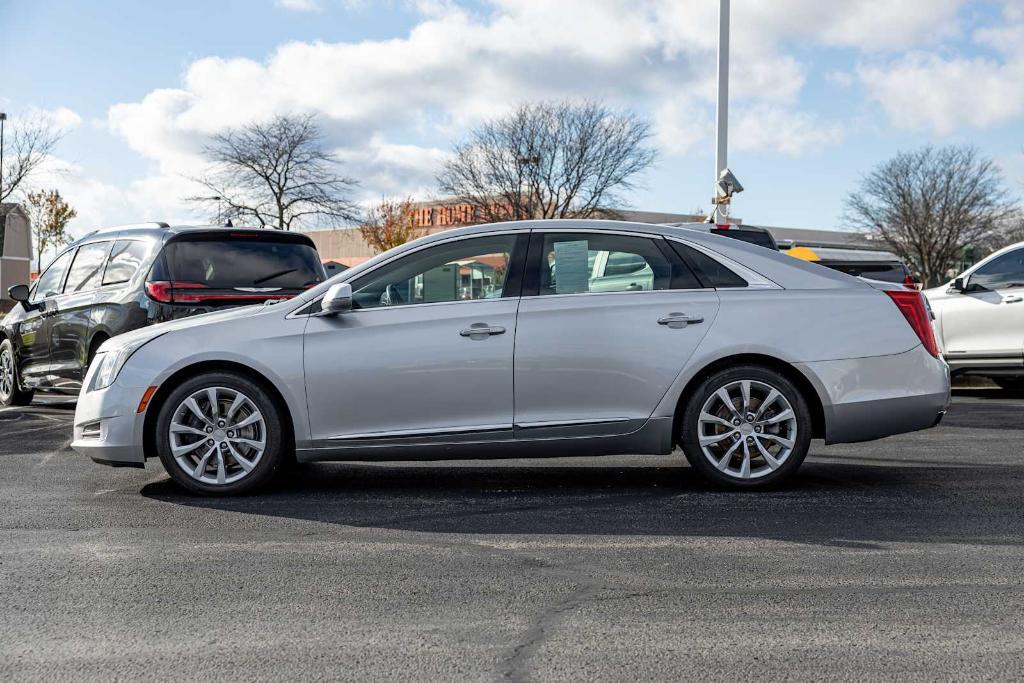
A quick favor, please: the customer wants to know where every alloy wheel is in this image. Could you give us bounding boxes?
[0,347,15,401]
[696,379,798,480]
[168,386,267,486]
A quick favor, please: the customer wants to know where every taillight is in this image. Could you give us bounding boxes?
[145,281,207,303]
[884,289,939,358]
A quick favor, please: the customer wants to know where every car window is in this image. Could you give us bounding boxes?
[669,242,748,288]
[103,240,149,286]
[155,236,325,290]
[351,234,518,309]
[31,250,74,302]
[64,242,112,294]
[535,233,682,295]
[970,249,1024,290]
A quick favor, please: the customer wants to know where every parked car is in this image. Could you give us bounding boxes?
[925,241,1024,389]
[661,222,778,250]
[784,246,918,288]
[0,223,325,406]
[69,220,949,494]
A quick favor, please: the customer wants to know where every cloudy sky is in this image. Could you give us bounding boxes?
[3,0,1024,239]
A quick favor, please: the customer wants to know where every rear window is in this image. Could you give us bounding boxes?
[825,262,910,284]
[153,235,325,290]
[710,228,777,250]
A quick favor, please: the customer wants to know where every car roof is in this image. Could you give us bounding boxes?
[68,223,316,248]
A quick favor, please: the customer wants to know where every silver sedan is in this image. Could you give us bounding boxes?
[72,220,950,494]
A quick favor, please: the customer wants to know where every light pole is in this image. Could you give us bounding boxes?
[0,112,7,203]
[709,0,743,223]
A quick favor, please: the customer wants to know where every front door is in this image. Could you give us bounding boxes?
[513,231,720,438]
[942,247,1024,362]
[17,249,74,387]
[303,233,527,445]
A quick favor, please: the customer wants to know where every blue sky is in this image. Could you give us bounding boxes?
[2,0,1023,237]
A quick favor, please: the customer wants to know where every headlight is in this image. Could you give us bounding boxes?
[87,334,164,392]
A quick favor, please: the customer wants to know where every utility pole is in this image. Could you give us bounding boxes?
[0,112,7,203]
[710,0,739,224]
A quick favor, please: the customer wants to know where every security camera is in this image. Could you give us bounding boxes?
[716,168,744,198]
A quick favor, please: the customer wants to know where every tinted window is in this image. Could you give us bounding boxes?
[826,262,910,284]
[32,250,74,301]
[710,228,777,250]
[536,233,696,295]
[351,235,517,309]
[64,242,112,294]
[670,242,748,288]
[158,237,325,290]
[970,249,1024,290]
[103,240,149,286]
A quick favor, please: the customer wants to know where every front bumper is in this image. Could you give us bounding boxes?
[798,345,951,445]
[71,380,149,468]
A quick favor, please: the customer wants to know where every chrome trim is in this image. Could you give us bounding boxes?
[328,423,513,441]
[514,417,631,429]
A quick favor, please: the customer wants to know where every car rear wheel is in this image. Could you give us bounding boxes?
[0,339,34,407]
[155,372,285,495]
[680,365,812,489]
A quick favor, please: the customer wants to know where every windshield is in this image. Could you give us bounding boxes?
[157,236,325,289]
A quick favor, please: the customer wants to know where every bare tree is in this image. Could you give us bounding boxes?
[24,189,76,272]
[187,114,359,230]
[1,113,64,203]
[359,197,421,254]
[437,101,656,222]
[844,146,1017,287]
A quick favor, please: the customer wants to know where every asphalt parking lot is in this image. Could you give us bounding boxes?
[2,391,1023,681]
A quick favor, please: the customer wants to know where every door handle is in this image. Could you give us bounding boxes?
[1003,296,1023,304]
[459,323,506,339]
[658,313,703,329]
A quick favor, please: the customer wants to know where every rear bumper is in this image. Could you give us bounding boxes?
[797,345,951,445]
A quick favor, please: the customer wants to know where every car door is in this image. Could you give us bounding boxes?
[940,246,1024,361]
[17,250,74,387]
[49,241,111,389]
[302,232,527,445]
[513,230,720,439]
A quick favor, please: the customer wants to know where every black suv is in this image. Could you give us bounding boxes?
[0,223,325,406]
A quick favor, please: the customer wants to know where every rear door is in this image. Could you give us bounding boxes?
[513,230,719,439]
[50,241,112,389]
[149,232,326,316]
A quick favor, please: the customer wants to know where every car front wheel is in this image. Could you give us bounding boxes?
[680,365,812,489]
[155,372,285,495]
[0,339,34,407]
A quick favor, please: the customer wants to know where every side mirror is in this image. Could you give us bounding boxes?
[951,277,965,292]
[8,284,30,303]
[320,282,353,315]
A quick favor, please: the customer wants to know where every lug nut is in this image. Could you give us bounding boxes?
[746,437,755,444]
[754,426,762,433]
[227,431,235,438]
[746,413,755,422]
[733,433,741,441]
[205,426,213,434]
[217,420,226,428]
[732,418,741,426]
[207,439,215,446]
[220,442,229,449]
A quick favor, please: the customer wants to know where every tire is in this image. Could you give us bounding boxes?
[0,338,34,407]
[680,365,812,489]
[155,371,286,495]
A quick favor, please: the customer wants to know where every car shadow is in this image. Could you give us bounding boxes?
[141,458,1024,549]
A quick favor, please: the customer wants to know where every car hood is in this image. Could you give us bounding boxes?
[102,302,275,351]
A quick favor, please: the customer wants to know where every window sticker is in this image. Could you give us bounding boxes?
[553,240,590,294]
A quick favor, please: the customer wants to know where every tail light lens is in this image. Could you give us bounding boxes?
[885,289,939,358]
[145,280,295,304]
[145,281,208,303]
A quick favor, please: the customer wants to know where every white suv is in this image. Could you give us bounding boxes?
[925,242,1024,389]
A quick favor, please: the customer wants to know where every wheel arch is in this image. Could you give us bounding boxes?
[671,353,827,442]
[142,360,296,460]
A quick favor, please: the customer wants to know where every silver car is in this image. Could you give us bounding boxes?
[71,220,950,494]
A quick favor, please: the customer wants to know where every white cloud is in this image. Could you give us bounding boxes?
[274,0,322,11]
[857,2,1024,134]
